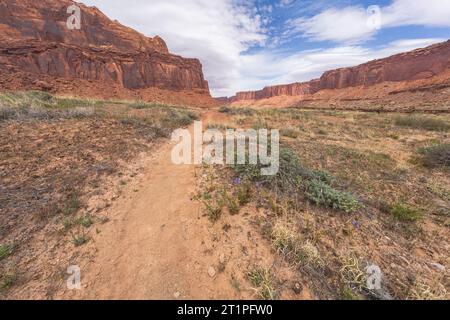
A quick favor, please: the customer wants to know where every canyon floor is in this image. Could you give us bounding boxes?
[0,92,449,300]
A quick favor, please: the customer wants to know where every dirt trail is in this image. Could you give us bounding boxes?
[59,110,240,300]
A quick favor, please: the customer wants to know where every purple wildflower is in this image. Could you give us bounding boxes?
[233,177,242,185]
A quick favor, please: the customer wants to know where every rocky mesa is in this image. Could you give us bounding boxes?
[0,0,215,106]
[226,40,450,109]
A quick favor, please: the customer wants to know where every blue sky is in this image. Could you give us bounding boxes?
[82,0,450,96]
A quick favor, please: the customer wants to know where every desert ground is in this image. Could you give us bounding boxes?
[0,91,449,300]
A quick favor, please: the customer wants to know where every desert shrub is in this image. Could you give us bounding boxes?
[419,144,450,168]
[280,128,299,138]
[129,102,152,109]
[394,115,449,132]
[390,203,423,222]
[206,123,234,130]
[236,184,252,206]
[219,106,232,113]
[0,105,17,121]
[272,220,324,267]
[219,106,254,116]
[0,244,14,261]
[0,267,17,290]
[232,147,359,213]
[305,179,360,214]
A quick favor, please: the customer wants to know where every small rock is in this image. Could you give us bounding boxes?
[208,266,216,278]
[293,282,303,295]
[219,254,226,264]
[173,292,181,299]
[430,263,446,272]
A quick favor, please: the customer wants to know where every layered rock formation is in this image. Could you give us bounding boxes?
[233,80,320,101]
[0,0,215,106]
[227,40,450,104]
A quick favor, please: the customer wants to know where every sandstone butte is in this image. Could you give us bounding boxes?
[224,40,450,111]
[0,0,216,107]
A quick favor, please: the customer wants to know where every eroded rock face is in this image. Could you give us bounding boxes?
[230,40,450,102]
[319,41,450,89]
[234,80,320,101]
[0,0,213,105]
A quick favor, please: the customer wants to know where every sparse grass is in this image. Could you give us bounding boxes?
[236,184,252,206]
[225,193,240,215]
[408,279,448,300]
[248,267,276,300]
[206,123,234,130]
[295,241,324,267]
[0,266,17,290]
[390,203,423,222]
[219,106,254,116]
[427,182,450,201]
[271,220,324,268]
[419,144,450,168]
[63,215,94,231]
[72,232,89,247]
[60,193,81,216]
[339,255,367,291]
[394,115,449,132]
[201,195,224,222]
[0,244,14,261]
[340,285,360,300]
[280,128,299,139]
[271,220,299,256]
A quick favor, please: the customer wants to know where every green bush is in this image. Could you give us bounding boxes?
[419,144,450,168]
[305,180,360,213]
[232,147,359,213]
[0,244,14,261]
[219,106,254,116]
[280,128,299,138]
[390,203,423,222]
[394,115,449,132]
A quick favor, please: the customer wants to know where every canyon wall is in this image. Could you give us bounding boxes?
[0,0,214,106]
[228,40,450,103]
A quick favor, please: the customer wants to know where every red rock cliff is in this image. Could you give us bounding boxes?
[0,0,214,106]
[230,40,450,102]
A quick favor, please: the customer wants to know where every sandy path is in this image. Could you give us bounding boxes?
[63,110,238,300]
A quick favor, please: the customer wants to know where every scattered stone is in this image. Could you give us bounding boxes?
[293,282,303,295]
[174,292,181,299]
[430,262,446,272]
[208,266,216,278]
[219,253,226,264]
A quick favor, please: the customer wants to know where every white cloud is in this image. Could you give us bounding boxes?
[287,6,376,44]
[233,38,445,93]
[81,0,267,96]
[80,1,446,96]
[291,0,450,44]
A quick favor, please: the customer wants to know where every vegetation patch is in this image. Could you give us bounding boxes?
[280,128,299,139]
[390,203,423,222]
[232,148,360,213]
[0,245,14,261]
[419,144,450,168]
[247,267,277,300]
[305,180,360,214]
[219,106,254,116]
[271,220,324,267]
[394,115,449,132]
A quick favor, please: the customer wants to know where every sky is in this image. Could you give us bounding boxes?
[81,0,450,97]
